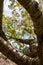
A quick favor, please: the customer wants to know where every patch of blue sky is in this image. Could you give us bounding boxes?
[3,10,12,17]
[23,33,30,39]
[3,0,39,17]
[3,0,12,17]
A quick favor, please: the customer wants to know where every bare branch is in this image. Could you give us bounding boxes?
[0,37,38,65]
[1,30,37,45]
[12,38,37,45]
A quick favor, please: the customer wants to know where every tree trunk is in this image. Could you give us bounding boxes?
[17,0,43,65]
[0,37,39,65]
[0,0,43,65]
[0,0,8,41]
[0,0,3,30]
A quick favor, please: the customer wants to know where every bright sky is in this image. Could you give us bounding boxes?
[3,0,39,17]
[3,0,12,17]
[35,0,39,3]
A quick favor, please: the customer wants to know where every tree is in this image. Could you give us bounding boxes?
[0,0,43,65]
[17,0,43,65]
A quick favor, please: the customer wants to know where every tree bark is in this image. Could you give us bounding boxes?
[0,0,8,41]
[0,0,3,30]
[0,0,43,65]
[0,37,39,65]
[8,37,37,45]
[17,0,43,65]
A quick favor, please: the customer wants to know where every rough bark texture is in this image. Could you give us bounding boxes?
[17,0,43,65]
[0,37,37,65]
[0,0,43,65]
[0,0,8,41]
[0,0,3,30]
[8,37,37,45]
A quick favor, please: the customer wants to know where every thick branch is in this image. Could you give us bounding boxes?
[17,0,43,40]
[15,38,37,45]
[8,37,37,45]
[17,0,43,65]
[0,30,8,41]
[0,30,37,45]
[0,0,43,65]
[0,0,3,30]
[0,37,38,65]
